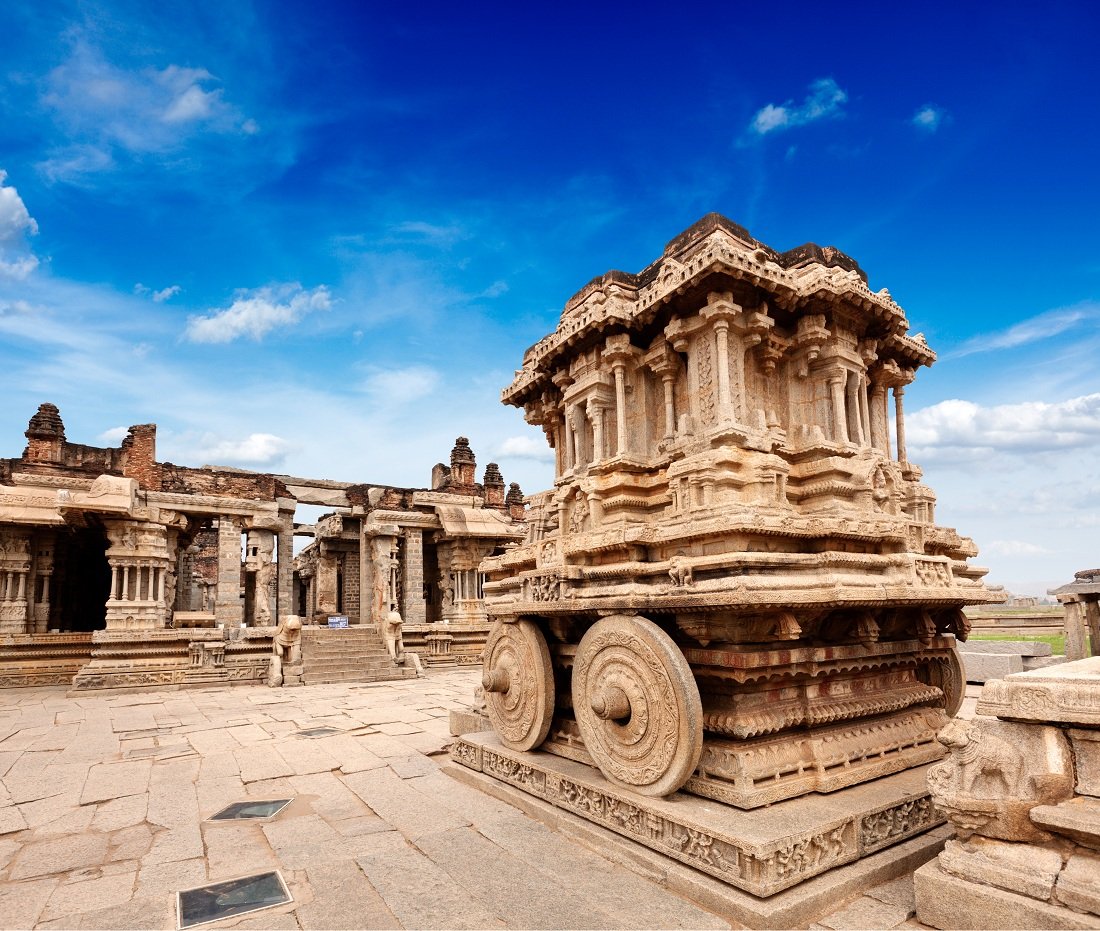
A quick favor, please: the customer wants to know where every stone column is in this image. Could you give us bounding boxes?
[277,523,294,623]
[563,405,576,471]
[827,374,849,444]
[846,374,864,445]
[858,376,872,448]
[315,549,338,618]
[1063,597,1089,661]
[214,516,244,628]
[586,400,606,462]
[402,528,426,625]
[1086,600,1100,658]
[364,529,399,634]
[870,384,889,454]
[714,320,732,412]
[613,364,627,455]
[894,386,908,463]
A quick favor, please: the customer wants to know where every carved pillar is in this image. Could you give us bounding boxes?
[713,320,732,412]
[613,364,627,456]
[402,528,426,625]
[364,528,399,633]
[827,374,849,444]
[105,520,172,630]
[870,384,889,454]
[564,405,576,471]
[894,386,908,463]
[846,374,864,445]
[0,531,30,634]
[315,549,338,618]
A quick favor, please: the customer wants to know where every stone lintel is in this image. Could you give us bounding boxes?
[450,730,942,898]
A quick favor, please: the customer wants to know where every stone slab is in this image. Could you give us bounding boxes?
[446,758,949,929]
[1071,729,1100,798]
[939,836,1063,900]
[915,859,1097,930]
[448,707,491,736]
[1055,849,1100,916]
[965,640,1053,656]
[977,656,1100,725]
[452,730,943,898]
[1031,797,1100,850]
[960,651,1022,683]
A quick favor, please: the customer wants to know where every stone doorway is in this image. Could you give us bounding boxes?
[57,525,110,632]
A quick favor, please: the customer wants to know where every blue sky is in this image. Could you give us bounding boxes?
[1,1,1098,595]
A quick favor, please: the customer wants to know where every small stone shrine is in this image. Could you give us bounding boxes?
[916,657,1100,929]
[451,213,1003,922]
[1051,568,1100,661]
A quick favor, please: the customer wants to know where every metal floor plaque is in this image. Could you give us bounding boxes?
[177,870,292,929]
[294,726,341,738]
[207,799,293,822]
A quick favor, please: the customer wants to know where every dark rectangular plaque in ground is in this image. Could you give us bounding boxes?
[207,799,292,822]
[177,870,292,928]
[294,726,341,738]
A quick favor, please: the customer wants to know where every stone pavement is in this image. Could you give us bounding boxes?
[0,670,941,930]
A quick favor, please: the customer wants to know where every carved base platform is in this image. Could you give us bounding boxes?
[451,731,944,899]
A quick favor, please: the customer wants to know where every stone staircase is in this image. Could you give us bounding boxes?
[300,626,414,685]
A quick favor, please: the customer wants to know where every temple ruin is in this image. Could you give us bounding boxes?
[0,405,523,689]
[452,213,1005,925]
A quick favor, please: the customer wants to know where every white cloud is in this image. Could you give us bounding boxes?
[362,365,440,403]
[37,41,256,181]
[908,393,1100,458]
[498,434,554,462]
[152,285,181,302]
[913,105,945,132]
[479,280,509,298]
[98,426,129,444]
[0,170,40,279]
[984,539,1049,556]
[390,220,467,246]
[185,283,331,343]
[197,432,293,467]
[749,78,848,136]
[948,302,1098,358]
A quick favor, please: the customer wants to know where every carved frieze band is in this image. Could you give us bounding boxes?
[450,736,940,896]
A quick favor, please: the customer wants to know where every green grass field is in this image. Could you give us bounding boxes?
[968,632,1072,654]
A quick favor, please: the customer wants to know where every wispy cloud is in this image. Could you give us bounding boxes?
[947,302,1099,358]
[498,434,554,462]
[912,104,946,132]
[0,170,40,279]
[37,40,257,182]
[748,78,848,136]
[185,283,331,343]
[361,365,440,403]
[134,283,182,302]
[984,539,1049,556]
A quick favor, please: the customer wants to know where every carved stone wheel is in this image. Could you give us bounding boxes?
[572,614,703,797]
[481,619,555,751]
[919,648,965,717]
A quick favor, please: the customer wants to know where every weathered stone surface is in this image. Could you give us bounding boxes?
[9,833,109,879]
[817,894,912,930]
[344,766,471,839]
[1032,797,1100,849]
[978,657,1100,725]
[80,759,151,805]
[939,836,1063,900]
[0,876,58,929]
[1071,729,1100,798]
[1055,849,1100,916]
[353,830,508,930]
[915,860,1097,930]
[297,860,400,930]
[452,731,942,897]
[41,870,136,921]
[961,651,1023,682]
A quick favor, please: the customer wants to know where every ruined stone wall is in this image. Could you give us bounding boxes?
[120,424,160,491]
[160,466,289,501]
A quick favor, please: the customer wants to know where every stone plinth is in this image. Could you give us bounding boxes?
[452,730,943,898]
